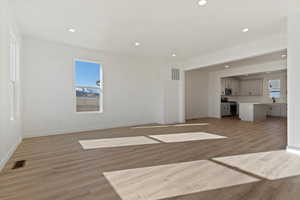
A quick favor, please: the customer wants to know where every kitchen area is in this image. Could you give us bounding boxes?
[220,70,287,121]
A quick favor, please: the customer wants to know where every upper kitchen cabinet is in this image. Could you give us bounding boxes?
[239,79,263,96]
[221,78,240,96]
[221,79,226,95]
[231,79,240,96]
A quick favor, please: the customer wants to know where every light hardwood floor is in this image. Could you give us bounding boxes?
[149,132,226,143]
[0,117,291,200]
[79,136,159,149]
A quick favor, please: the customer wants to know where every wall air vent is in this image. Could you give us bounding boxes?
[171,68,180,81]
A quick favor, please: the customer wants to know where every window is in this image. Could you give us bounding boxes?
[268,79,280,98]
[9,33,18,120]
[74,60,103,112]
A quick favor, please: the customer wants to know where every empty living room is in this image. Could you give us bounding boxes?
[1,0,300,199]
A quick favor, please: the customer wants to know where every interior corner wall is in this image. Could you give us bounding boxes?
[185,70,209,119]
[22,37,162,137]
[287,2,300,151]
[0,0,23,170]
[159,66,186,124]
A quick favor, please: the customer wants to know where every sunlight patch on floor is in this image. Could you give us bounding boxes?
[79,136,159,149]
[131,123,209,129]
[79,132,226,149]
[213,150,300,180]
[131,125,170,129]
[149,132,226,143]
[173,123,209,127]
[103,160,259,200]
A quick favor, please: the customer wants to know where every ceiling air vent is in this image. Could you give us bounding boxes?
[171,68,180,81]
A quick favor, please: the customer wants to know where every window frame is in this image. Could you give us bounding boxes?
[73,58,104,114]
[268,79,281,99]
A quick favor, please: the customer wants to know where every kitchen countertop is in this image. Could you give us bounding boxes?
[238,102,287,105]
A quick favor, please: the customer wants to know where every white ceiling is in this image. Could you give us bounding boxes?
[11,0,287,60]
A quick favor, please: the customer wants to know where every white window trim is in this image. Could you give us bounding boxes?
[9,32,18,120]
[73,58,104,114]
[268,79,281,99]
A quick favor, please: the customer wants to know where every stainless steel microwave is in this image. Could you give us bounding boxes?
[225,88,232,96]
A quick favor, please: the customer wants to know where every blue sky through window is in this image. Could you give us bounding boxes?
[75,60,101,86]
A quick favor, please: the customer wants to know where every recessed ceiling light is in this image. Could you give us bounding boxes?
[198,0,207,6]
[242,28,249,33]
[68,28,76,33]
[281,54,287,58]
[172,53,177,57]
[225,65,230,69]
[134,42,140,46]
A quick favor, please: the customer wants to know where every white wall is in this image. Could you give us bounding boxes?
[158,66,186,124]
[287,0,300,151]
[22,37,163,137]
[185,70,209,119]
[0,0,22,170]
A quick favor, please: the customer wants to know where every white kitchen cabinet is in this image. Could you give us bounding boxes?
[267,103,287,117]
[254,80,263,96]
[224,79,231,88]
[239,103,269,121]
[281,103,287,117]
[240,103,287,121]
[221,79,231,95]
[231,79,240,96]
[239,79,263,96]
[239,81,249,96]
[221,79,226,95]
[269,104,281,117]
[221,78,240,96]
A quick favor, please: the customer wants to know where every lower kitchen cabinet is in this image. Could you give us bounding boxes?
[267,103,287,117]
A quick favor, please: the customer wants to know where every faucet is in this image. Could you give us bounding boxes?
[272,97,276,103]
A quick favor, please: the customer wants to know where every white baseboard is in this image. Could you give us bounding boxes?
[286,146,300,156]
[0,137,22,171]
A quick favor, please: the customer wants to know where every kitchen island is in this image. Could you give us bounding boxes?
[239,103,287,122]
